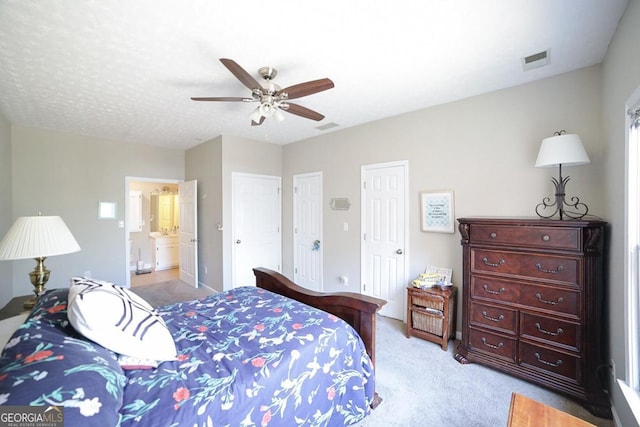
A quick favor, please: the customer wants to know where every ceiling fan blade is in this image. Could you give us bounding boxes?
[191,97,251,102]
[278,78,334,100]
[283,103,325,121]
[251,116,266,126]
[220,58,262,91]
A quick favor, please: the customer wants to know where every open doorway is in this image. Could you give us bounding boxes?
[125,177,182,288]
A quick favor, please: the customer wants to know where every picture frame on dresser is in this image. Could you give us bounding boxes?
[420,190,455,233]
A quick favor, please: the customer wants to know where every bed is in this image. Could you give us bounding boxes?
[0,268,386,426]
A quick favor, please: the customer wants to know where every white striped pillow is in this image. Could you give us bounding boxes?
[67,277,176,361]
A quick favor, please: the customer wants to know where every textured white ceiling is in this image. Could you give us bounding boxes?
[0,0,629,149]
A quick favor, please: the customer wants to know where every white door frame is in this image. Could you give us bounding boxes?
[293,171,323,291]
[360,160,409,319]
[124,176,182,287]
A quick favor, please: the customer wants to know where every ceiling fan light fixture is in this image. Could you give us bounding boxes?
[259,102,276,117]
[194,58,334,127]
[249,106,262,123]
[273,108,285,122]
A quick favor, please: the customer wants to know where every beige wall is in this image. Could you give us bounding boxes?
[8,126,184,297]
[186,136,223,290]
[602,0,640,425]
[0,111,12,305]
[283,65,604,299]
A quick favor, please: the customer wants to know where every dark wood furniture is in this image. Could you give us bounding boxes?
[253,267,387,408]
[0,295,32,321]
[455,218,610,418]
[406,285,457,350]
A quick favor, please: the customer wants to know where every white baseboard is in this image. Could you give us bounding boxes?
[198,282,217,294]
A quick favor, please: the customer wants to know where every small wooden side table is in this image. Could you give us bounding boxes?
[507,393,596,427]
[0,295,32,321]
[406,285,457,350]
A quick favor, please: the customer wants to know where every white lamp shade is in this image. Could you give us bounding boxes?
[273,108,285,122]
[535,133,591,168]
[0,216,81,260]
[259,102,275,117]
[249,106,262,123]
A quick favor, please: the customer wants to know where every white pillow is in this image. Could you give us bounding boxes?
[67,277,177,361]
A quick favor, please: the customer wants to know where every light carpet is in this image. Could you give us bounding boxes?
[356,316,612,427]
[132,280,613,427]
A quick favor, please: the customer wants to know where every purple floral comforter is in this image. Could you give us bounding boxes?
[0,286,375,426]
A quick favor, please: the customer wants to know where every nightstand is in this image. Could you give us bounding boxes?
[0,295,33,321]
[406,285,457,350]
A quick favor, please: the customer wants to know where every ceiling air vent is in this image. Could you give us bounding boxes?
[521,49,551,71]
[315,122,340,131]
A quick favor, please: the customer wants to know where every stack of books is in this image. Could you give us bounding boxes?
[411,273,442,289]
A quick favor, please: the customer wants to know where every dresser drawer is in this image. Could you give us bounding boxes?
[469,224,581,251]
[471,249,579,287]
[519,342,581,385]
[470,275,581,318]
[520,313,580,352]
[469,302,517,335]
[468,328,516,362]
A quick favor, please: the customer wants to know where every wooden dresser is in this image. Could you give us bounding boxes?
[455,218,610,418]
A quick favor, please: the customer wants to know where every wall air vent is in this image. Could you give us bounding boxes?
[315,122,340,131]
[521,49,551,71]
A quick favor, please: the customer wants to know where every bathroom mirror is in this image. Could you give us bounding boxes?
[150,194,179,233]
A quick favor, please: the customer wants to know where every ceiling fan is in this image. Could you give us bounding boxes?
[191,58,334,126]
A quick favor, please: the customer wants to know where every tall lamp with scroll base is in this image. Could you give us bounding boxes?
[0,215,81,308]
[535,130,591,220]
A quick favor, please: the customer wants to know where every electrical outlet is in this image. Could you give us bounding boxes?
[339,276,349,286]
[205,266,208,275]
[611,358,616,379]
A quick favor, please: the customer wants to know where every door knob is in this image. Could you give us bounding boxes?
[396,249,403,255]
[236,239,241,244]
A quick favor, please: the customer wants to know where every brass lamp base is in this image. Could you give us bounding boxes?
[23,295,37,309]
[25,256,50,309]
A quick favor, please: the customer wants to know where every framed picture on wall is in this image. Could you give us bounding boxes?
[421,190,455,233]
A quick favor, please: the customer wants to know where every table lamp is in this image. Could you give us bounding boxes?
[0,215,81,308]
[534,130,590,220]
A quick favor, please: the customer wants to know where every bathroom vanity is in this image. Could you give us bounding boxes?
[151,234,179,271]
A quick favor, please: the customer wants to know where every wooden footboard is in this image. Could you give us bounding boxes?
[253,268,386,367]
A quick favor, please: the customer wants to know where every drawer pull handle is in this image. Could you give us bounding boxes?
[542,234,550,241]
[490,232,497,238]
[482,311,504,322]
[483,284,506,295]
[481,337,504,349]
[535,293,564,305]
[534,352,563,368]
[535,322,564,336]
[482,257,505,268]
[535,263,564,274]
